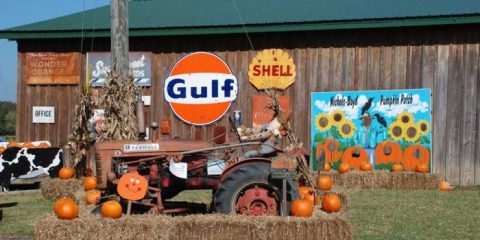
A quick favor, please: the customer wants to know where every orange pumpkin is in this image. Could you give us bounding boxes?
[38,143,50,148]
[342,146,368,169]
[23,142,35,148]
[439,181,452,192]
[290,196,314,217]
[117,173,148,201]
[321,194,341,213]
[415,163,429,173]
[391,163,404,172]
[315,138,342,166]
[101,200,123,219]
[7,141,19,148]
[402,145,430,171]
[86,190,102,205]
[83,176,97,190]
[359,162,373,172]
[338,163,350,174]
[322,163,331,172]
[317,175,333,190]
[54,197,78,220]
[59,167,75,179]
[375,141,403,164]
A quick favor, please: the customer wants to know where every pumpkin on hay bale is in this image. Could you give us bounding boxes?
[35,211,353,240]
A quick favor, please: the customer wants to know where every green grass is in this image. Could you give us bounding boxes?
[0,192,53,236]
[1,189,480,239]
[349,189,480,240]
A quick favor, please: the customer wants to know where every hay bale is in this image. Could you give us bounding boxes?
[40,178,82,200]
[321,171,440,190]
[35,212,352,240]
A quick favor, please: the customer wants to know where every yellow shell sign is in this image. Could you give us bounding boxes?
[248,49,296,90]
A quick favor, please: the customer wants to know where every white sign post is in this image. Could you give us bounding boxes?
[32,106,55,123]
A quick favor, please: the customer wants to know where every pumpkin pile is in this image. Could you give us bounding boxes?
[292,174,343,217]
[52,168,123,220]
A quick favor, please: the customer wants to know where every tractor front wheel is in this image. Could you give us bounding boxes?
[213,162,298,216]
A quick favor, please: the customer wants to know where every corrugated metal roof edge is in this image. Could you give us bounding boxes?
[1,14,479,40]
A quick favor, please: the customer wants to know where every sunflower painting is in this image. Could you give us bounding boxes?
[311,89,432,172]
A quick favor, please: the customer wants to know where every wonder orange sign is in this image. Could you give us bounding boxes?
[248,49,296,90]
[26,52,80,85]
[164,52,238,126]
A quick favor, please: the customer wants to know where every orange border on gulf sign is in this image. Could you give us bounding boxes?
[164,52,238,126]
[248,49,296,90]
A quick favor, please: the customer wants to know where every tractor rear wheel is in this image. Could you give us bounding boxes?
[213,162,298,216]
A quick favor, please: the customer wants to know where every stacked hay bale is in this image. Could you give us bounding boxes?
[40,178,82,200]
[35,211,352,240]
[319,171,440,190]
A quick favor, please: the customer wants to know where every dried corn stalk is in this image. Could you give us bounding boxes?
[65,92,93,168]
[99,68,138,140]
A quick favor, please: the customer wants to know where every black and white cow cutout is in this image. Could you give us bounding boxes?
[0,147,63,190]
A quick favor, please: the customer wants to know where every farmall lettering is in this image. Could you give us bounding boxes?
[164,52,238,125]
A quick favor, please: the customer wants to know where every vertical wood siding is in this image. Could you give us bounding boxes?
[15,25,480,185]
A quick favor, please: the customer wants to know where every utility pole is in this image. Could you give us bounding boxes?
[111,0,129,80]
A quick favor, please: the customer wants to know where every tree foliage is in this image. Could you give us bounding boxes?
[0,101,16,136]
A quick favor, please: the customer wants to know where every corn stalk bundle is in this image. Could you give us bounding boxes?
[99,69,139,140]
[65,92,93,168]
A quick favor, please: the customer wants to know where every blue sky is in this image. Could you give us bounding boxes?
[0,0,109,102]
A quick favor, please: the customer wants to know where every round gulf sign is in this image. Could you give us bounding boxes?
[164,52,238,125]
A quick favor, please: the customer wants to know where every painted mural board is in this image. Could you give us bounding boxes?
[310,89,432,172]
[87,52,152,87]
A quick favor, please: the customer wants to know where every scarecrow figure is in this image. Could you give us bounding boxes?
[354,112,378,165]
[236,111,291,158]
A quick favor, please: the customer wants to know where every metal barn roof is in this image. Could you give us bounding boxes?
[1,0,480,39]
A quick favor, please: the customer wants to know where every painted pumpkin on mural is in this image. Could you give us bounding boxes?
[341,146,368,169]
[402,145,430,171]
[315,138,342,165]
[117,172,148,201]
[375,141,403,164]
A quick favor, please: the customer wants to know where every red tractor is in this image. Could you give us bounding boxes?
[94,136,299,216]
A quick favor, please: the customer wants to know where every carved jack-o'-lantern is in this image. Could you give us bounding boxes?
[117,172,148,201]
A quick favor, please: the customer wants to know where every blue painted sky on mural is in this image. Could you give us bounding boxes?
[0,0,109,102]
